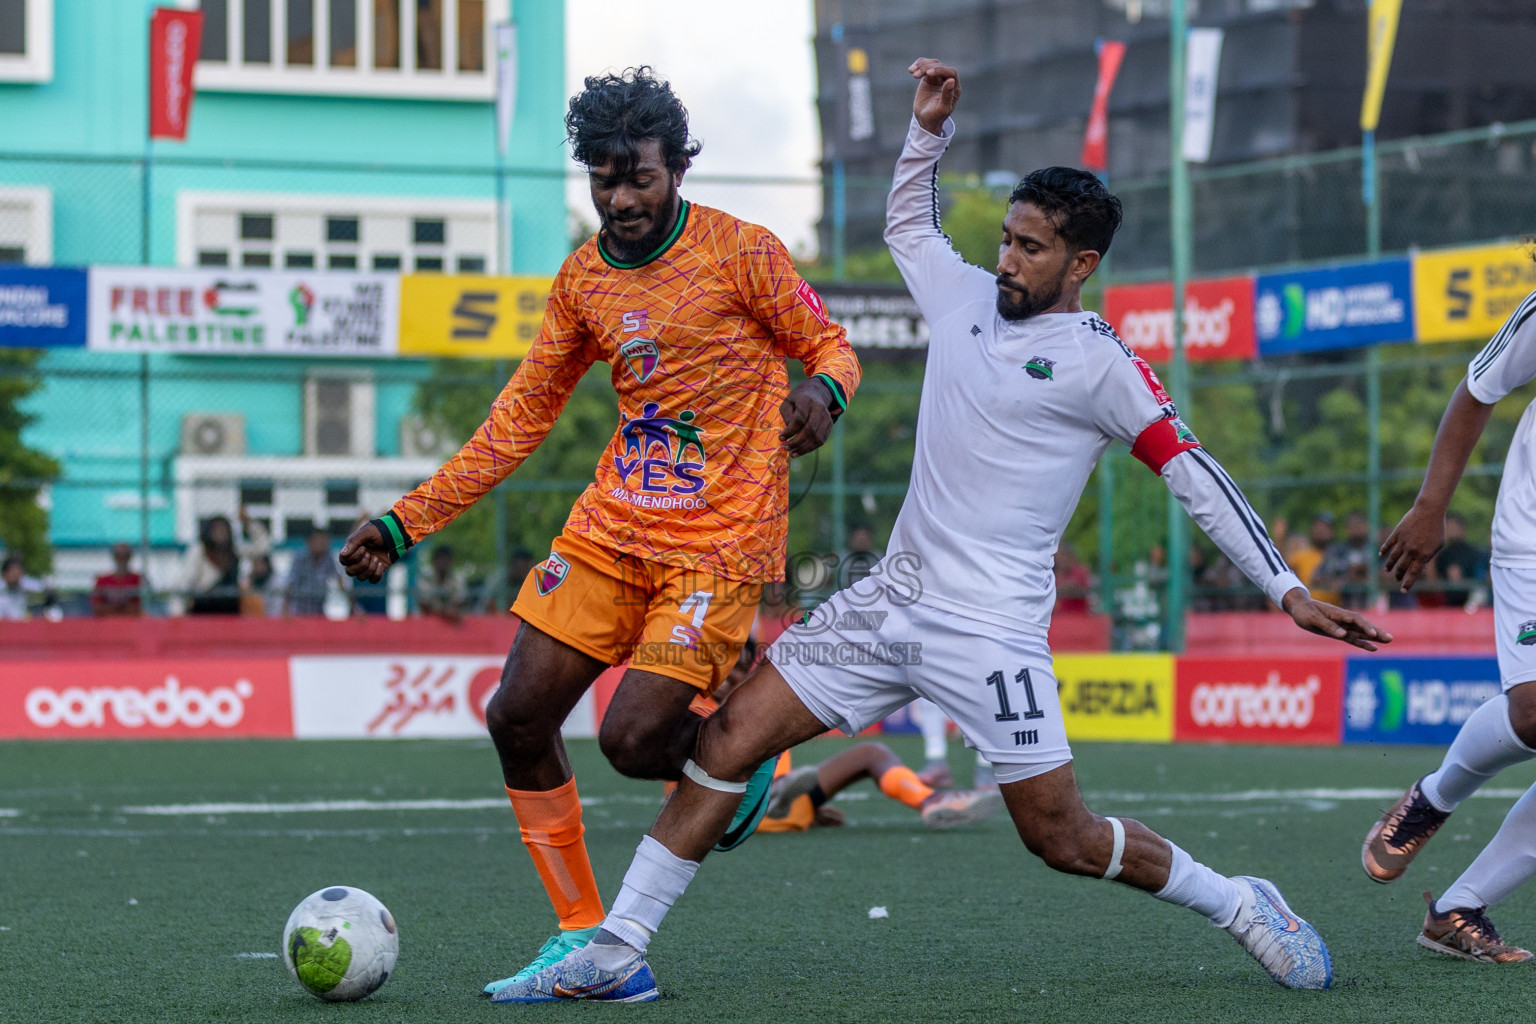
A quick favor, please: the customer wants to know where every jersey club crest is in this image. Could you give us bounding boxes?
[534,553,571,596]
[1518,619,1536,647]
[620,338,661,383]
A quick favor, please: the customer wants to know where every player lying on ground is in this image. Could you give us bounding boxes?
[705,638,1004,834]
[1363,277,1536,964]
[337,67,861,994]
[492,59,1391,1005]
[759,741,1003,833]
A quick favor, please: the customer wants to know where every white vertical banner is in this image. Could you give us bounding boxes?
[1182,27,1224,164]
[495,22,517,156]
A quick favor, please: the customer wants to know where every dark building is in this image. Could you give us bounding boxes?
[814,0,1536,275]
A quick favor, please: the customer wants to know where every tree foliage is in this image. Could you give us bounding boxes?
[0,351,62,571]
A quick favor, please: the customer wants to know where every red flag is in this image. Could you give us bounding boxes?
[1080,40,1126,174]
[149,7,203,140]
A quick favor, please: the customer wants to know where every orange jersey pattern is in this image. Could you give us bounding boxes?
[391,203,861,583]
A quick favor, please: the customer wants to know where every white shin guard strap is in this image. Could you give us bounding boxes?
[1103,816,1126,880]
[682,759,748,794]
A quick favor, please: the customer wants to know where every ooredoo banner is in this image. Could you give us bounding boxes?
[1054,653,1174,743]
[0,659,292,738]
[1175,657,1342,745]
[88,267,399,356]
[1102,276,1256,363]
[288,656,597,739]
[1343,656,1501,747]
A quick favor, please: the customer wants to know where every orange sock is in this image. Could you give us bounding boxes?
[505,778,605,931]
[878,765,934,810]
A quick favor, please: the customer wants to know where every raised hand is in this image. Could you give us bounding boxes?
[908,58,960,136]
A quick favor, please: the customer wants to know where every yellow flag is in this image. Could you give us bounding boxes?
[1360,0,1403,132]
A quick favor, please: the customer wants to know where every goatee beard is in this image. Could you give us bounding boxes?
[994,268,1069,322]
[599,194,680,264]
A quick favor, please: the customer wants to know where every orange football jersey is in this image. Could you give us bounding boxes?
[391,202,861,583]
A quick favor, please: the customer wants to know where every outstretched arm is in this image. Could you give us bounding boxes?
[340,288,597,581]
[1089,345,1389,650]
[1159,446,1390,651]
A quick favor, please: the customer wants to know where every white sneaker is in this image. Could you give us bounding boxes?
[1224,876,1332,989]
[764,765,820,819]
[919,788,1004,830]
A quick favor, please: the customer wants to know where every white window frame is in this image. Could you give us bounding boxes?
[175,189,500,272]
[0,185,52,264]
[304,370,377,458]
[0,0,53,83]
[185,0,505,101]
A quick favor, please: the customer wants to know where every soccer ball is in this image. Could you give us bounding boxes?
[281,886,399,1001]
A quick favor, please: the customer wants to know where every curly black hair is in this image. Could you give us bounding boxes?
[1009,167,1123,257]
[565,66,702,176]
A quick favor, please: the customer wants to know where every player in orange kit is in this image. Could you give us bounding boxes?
[338,67,861,995]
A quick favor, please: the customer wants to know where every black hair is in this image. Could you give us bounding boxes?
[2,555,21,573]
[1009,167,1123,257]
[565,66,702,176]
[432,545,454,559]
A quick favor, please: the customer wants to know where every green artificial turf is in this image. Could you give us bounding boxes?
[1,737,1533,1023]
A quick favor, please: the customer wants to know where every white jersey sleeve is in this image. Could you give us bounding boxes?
[1162,450,1306,607]
[1085,333,1304,607]
[884,116,996,325]
[1467,288,1536,405]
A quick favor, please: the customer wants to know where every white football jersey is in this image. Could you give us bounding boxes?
[871,117,1303,637]
[1467,291,1536,567]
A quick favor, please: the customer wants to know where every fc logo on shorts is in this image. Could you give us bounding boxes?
[535,553,571,596]
[1518,619,1536,647]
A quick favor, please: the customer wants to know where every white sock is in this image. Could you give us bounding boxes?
[915,699,948,762]
[1438,782,1536,912]
[594,835,699,958]
[1420,694,1536,812]
[1154,842,1245,929]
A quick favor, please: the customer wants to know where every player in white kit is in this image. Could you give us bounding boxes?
[493,59,1391,1005]
[1363,283,1536,963]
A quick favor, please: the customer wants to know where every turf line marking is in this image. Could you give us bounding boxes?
[118,795,659,815]
[0,810,19,818]
[1084,787,1531,804]
[234,952,279,959]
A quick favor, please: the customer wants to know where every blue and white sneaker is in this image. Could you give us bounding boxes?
[714,756,778,852]
[490,948,659,1004]
[1225,876,1333,990]
[481,926,598,997]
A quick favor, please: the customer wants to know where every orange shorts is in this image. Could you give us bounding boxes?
[511,529,762,693]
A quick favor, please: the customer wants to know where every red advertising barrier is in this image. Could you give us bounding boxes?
[0,658,292,739]
[1103,276,1257,363]
[1174,657,1343,746]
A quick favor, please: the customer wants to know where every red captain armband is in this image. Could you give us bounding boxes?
[1130,416,1201,476]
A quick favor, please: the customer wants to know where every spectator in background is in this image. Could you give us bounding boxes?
[285,528,350,618]
[1436,511,1487,609]
[91,543,142,617]
[0,555,52,621]
[176,510,269,616]
[1286,513,1334,601]
[843,523,882,587]
[416,545,470,623]
[1315,511,1374,609]
[242,553,278,617]
[489,547,536,614]
[1054,543,1094,614]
